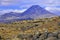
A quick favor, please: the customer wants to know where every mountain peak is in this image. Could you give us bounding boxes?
[29,5,43,10]
[31,5,40,7]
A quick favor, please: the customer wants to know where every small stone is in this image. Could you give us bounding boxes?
[58,39,60,40]
[58,34,60,39]
[48,32,54,38]
[53,32,58,38]
[45,37,58,40]
[0,36,2,40]
[39,32,48,40]
[58,22,60,26]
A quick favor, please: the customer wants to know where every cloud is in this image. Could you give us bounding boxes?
[20,0,60,10]
[21,0,60,7]
[45,7,60,11]
[0,0,20,5]
[0,9,26,15]
[45,7,60,15]
[0,0,60,6]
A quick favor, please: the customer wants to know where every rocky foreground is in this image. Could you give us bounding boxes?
[0,16,60,40]
[17,31,60,40]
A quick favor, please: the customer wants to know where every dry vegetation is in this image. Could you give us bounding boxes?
[0,16,60,40]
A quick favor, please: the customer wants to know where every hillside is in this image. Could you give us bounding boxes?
[0,16,60,40]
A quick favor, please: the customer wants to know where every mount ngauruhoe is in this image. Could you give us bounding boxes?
[0,5,57,23]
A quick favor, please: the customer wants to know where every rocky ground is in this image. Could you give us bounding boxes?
[0,16,60,40]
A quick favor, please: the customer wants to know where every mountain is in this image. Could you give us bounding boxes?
[0,12,32,23]
[20,5,57,19]
[0,12,22,19]
[0,5,57,23]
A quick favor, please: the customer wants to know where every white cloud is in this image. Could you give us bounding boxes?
[38,0,60,7]
[45,7,60,15]
[0,0,60,6]
[0,0,20,5]
[45,7,60,11]
[0,9,26,15]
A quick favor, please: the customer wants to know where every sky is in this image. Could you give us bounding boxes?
[0,0,60,15]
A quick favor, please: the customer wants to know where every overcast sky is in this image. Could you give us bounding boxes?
[0,0,60,15]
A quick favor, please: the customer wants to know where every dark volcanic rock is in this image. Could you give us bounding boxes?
[48,32,54,37]
[38,32,48,40]
[58,34,60,39]
[45,37,58,40]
